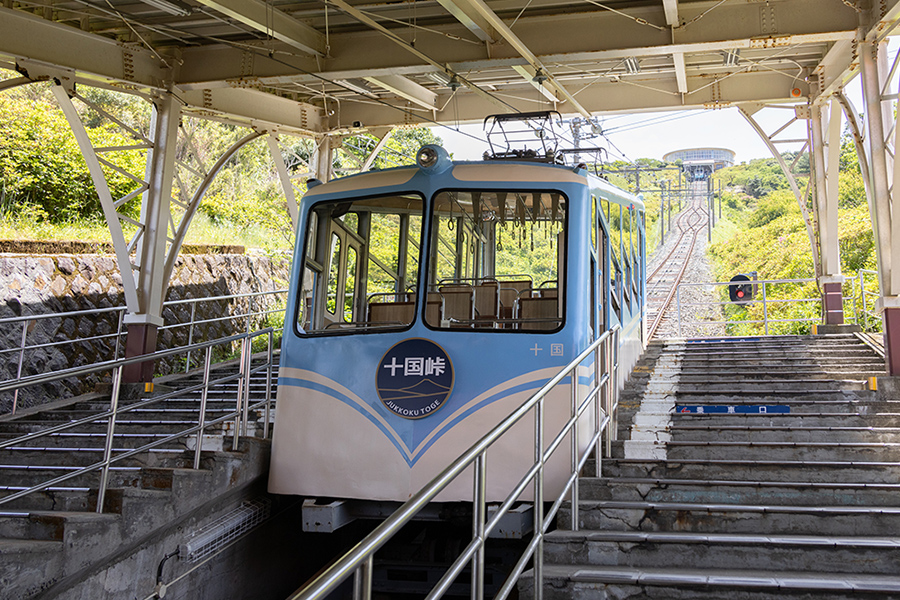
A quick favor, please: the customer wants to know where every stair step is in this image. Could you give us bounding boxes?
[565,500,900,536]
[543,529,900,573]
[523,564,900,599]
[579,477,900,506]
[598,458,900,483]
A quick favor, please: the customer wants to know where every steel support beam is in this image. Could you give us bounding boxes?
[164,130,264,284]
[435,0,496,42]
[672,52,688,94]
[364,75,437,111]
[194,0,326,56]
[662,0,679,27]
[361,128,395,171]
[267,133,302,231]
[125,93,181,382]
[313,137,334,182]
[50,83,141,313]
[428,0,590,116]
[739,105,820,278]
[0,6,167,90]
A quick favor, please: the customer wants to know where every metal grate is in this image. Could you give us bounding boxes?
[179,498,271,563]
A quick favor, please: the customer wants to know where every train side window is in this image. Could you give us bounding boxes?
[425,189,566,332]
[296,194,424,335]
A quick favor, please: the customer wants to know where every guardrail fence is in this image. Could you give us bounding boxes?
[0,288,287,414]
[287,326,620,600]
[0,329,276,513]
[675,275,884,337]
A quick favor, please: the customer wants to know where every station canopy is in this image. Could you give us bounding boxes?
[1,1,898,136]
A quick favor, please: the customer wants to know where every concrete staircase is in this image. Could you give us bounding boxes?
[523,334,900,599]
[0,358,276,600]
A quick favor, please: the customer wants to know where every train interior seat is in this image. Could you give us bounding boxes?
[473,280,500,322]
[438,285,475,326]
[516,296,560,330]
[499,280,533,321]
[368,301,415,326]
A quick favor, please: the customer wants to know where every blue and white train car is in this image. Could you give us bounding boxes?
[269,144,645,503]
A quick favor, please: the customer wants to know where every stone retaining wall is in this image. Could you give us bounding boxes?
[0,252,291,412]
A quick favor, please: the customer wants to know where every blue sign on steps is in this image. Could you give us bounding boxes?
[676,405,791,414]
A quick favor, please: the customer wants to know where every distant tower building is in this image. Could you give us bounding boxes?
[663,148,735,181]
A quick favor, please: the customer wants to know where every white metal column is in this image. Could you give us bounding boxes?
[810,99,845,324]
[123,93,181,382]
[860,36,900,374]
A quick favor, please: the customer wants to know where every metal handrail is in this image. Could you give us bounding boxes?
[856,269,881,331]
[0,329,276,513]
[674,276,881,336]
[2,288,289,395]
[288,325,620,600]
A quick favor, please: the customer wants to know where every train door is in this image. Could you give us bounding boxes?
[321,219,363,329]
[590,196,600,340]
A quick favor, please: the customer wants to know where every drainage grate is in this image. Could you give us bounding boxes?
[179,498,271,562]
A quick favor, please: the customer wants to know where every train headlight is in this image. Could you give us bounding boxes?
[417,147,438,168]
[416,144,452,173]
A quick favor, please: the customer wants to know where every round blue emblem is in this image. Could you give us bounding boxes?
[376,338,454,419]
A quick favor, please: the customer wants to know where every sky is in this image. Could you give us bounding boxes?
[431,69,872,166]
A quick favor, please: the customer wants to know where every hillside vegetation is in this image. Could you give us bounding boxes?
[709,142,877,334]
[0,78,441,253]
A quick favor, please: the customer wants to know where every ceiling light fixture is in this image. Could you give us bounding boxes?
[723,49,741,67]
[425,70,452,86]
[334,79,377,97]
[137,0,193,17]
[623,57,641,75]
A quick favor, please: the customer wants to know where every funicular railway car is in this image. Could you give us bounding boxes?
[269,113,646,505]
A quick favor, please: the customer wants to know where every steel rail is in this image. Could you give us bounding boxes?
[646,187,707,338]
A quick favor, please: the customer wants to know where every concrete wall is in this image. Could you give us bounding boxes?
[0,253,291,412]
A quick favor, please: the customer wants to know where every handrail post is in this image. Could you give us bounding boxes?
[97,365,123,513]
[604,335,613,458]
[762,282,769,335]
[533,399,544,600]
[472,453,486,600]
[114,310,124,361]
[570,369,579,532]
[264,330,274,439]
[241,336,252,438]
[612,329,619,442]
[233,337,248,451]
[193,345,213,470]
[12,320,29,415]
[860,271,867,330]
[247,295,254,335]
[352,556,372,600]
[186,303,197,373]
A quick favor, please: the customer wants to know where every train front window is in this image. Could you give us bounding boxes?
[297,194,424,334]
[425,190,566,332]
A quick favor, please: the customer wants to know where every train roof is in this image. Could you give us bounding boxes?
[304,150,643,211]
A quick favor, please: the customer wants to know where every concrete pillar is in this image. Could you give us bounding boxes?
[124,94,180,383]
[861,38,900,373]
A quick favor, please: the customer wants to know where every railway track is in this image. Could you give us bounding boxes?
[646,182,709,339]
